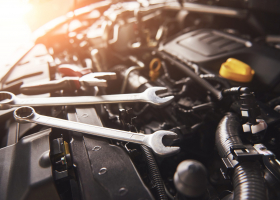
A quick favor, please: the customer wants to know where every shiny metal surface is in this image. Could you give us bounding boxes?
[120,56,145,94]
[20,72,117,92]
[79,72,117,87]
[165,2,247,19]
[14,106,180,156]
[0,87,174,109]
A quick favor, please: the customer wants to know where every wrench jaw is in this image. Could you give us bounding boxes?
[80,72,117,87]
[80,77,108,87]
[14,106,36,123]
[144,130,180,157]
[142,87,174,107]
[13,106,180,157]
[91,72,117,80]
[0,92,16,110]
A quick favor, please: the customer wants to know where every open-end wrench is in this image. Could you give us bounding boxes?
[0,87,174,110]
[20,72,117,95]
[14,106,180,156]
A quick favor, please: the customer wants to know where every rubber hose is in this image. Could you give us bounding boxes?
[233,162,266,200]
[215,113,243,158]
[216,113,266,200]
[141,145,168,200]
[156,51,222,100]
[267,96,280,108]
[200,74,231,89]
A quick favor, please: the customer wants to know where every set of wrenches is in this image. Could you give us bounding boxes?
[0,87,180,156]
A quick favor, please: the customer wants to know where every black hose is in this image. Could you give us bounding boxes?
[267,96,280,108]
[200,74,231,89]
[141,145,168,200]
[216,113,266,200]
[156,51,222,100]
[233,162,266,200]
[215,113,243,158]
[263,156,280,182]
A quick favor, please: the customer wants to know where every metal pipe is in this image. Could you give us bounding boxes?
[119,56,145,108]
[266,35,280,43]
[165,2,248,19]
[120,57,145,93]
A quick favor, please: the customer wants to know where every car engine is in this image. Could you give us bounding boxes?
[1,0,280,199]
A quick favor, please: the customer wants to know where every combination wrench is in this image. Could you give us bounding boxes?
[20,72,117,95]
[0,87,174,110]
[14,106,180,156]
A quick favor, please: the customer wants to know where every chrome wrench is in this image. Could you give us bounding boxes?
[14,106,180,156]
[20,72,117,95]
[0,87,174,110]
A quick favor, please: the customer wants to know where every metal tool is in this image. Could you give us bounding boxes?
[0,87,174,110]
[57,64,92,77]
[20,72,117,95]
[14,106,180,156]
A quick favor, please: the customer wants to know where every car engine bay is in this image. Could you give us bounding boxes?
[0,0,280,199]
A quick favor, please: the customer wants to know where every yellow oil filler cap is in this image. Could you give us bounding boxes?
[219,58,255,82]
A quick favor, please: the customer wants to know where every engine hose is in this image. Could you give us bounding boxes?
[156,50,222,100]
[215,113,243,158]
[233,162,266,200]
[216,113,266,200]
[141,145,168,200]
[267,96,280,108]
[200,74,231,89]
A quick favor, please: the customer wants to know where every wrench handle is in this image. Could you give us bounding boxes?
[12,93,144,107]
[14,107,179,156]
[27,113,146,144]
[20,77,79,95]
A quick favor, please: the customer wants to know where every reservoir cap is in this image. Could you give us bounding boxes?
[219,58,255,82]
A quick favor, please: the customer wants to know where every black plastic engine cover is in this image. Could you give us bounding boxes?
[161,29,280,90]
[67,106,154,200]
[0,128,60,200]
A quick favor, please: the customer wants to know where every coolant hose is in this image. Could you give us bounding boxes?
[216,113,266,200]
[141,145,168,200]
[233,162,266,200]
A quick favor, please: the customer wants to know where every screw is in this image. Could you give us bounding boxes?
[98,167,107,175]
[118,187,128,196]
[92,146,101,151]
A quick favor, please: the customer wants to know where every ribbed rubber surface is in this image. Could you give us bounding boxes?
[200,74,231,89]
[233,162,266,200]
[141,145,168,200]
[215,112,243,158]
[216,112,266,200]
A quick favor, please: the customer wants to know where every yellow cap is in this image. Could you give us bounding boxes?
[219,58,255,82]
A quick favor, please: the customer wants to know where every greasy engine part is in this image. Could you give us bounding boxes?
[1,0,280,200]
